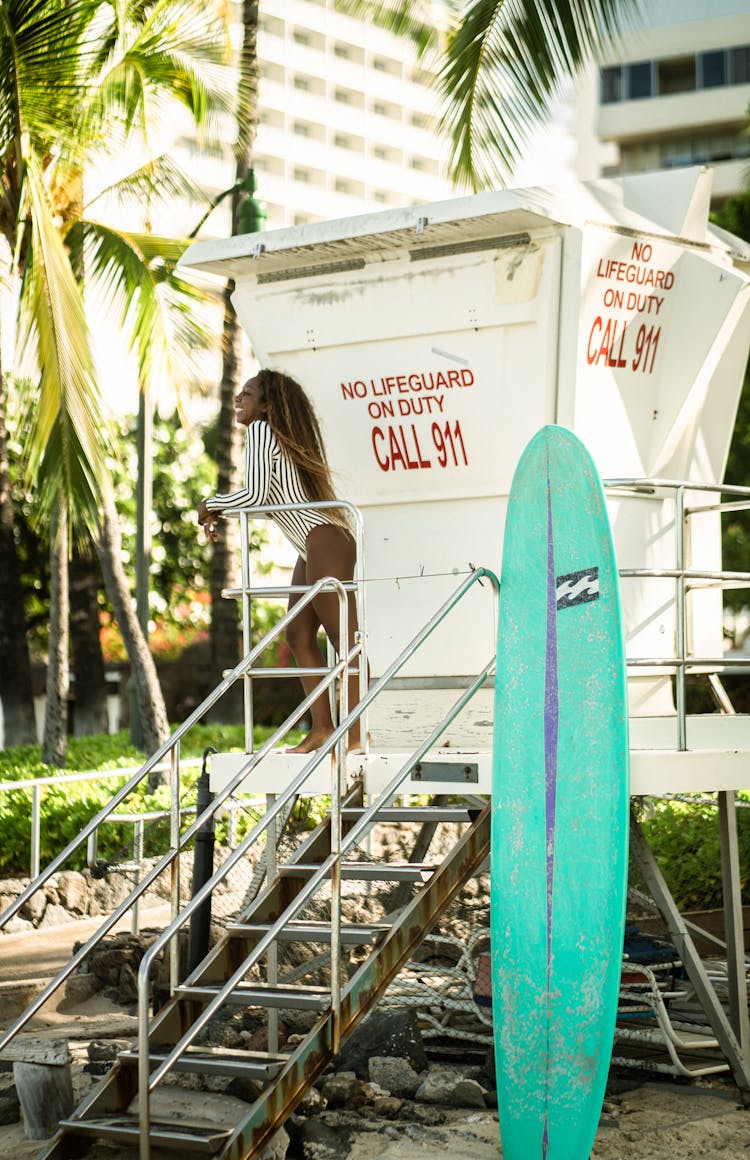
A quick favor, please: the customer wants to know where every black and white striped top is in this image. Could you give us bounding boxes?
[205,420,335,558]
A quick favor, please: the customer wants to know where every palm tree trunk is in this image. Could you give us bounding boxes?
[42,499,69,766]
[70,543,109,736]
[95,489,170,779]
[0,373,37,746]
[208,0,259,723]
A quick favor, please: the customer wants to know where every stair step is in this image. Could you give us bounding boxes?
[341,806,476,823]
[175,982,330,1011]
[118,1045,287,1080]
[58,1115,229,1153]
[228,920,391,945]
[278,861,434,882]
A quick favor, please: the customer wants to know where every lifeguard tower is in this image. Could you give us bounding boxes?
[4,167,750,1158]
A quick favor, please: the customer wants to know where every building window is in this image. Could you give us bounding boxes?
[293,29,311,46]
[334,179,351,193]
[627,61,653,99]
[293,76,310,91]
[334,43,350,60]
[600,66,622,104]
[293,121,311,137]
[657,55,695,95]
[294,168,310,183]
[730,46,750,84]
[699,50,726,88]
[334,88,351,104]
[334,133,350,149]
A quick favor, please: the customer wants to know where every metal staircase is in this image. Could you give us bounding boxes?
[40,786,489,1159]
[0,527,499,1159]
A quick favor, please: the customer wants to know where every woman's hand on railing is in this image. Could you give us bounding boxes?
[197,499,220,542]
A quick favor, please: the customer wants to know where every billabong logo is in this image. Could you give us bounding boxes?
[556,567,599,609]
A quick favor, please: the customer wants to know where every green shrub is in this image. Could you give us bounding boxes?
[638,797,750,911]
[0,723,302,875]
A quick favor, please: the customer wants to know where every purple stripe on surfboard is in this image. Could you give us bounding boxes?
[542,460,559,1158]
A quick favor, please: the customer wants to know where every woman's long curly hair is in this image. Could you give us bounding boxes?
[256,369,348,527]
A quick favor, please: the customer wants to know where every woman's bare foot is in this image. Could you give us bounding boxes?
[285,727,368,754]
[285,727,333,754]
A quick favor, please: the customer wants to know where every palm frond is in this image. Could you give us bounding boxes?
[439,0,644,190]
[85,151,215,214]
[70,218,218,409]
[84,0,232,147]
[16,154,109,528]
[0,0,96,163]
[336,1,440,57]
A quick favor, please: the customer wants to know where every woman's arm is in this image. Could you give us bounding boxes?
[198,421,275,538]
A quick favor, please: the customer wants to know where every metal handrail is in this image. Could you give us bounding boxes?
[604,477,750,751]
[0,760,204,880]
[0,574,356,1055]
[134,566,499,1159]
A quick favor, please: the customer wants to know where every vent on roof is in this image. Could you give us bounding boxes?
[257,258,367,284]
[409,232,532,261]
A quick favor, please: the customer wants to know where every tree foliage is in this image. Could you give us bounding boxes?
[343,0,645,189]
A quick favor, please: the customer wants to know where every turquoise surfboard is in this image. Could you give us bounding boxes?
[491,425,629,1160]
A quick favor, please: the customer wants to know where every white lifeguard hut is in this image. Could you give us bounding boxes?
[182,165,750,790]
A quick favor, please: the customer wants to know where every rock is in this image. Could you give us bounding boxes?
[225,1076,263,1104]
[299,1117,352,1159]
[1,916,32,934]
[61,971,102,1009]
[319,1072,361,1108]
[257,1126,289,1160]
[334,1009,427,1078]
[38,903,76,928]
[372,1095,404,1118]
[451,1079,487,1108]
[368,1055,421,1098]
[87,1040,130,1063]
[402,1102,447,1125]
[19,890,46,925]
[297,1086,325,1115]
[117,962,138,1004]
[54,871,88,914]
[0,1083,20,1126]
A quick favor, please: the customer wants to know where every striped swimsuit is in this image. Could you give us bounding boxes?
[205,420,336,558]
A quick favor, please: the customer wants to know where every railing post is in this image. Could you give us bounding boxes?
[188,748,216,975]
[169,743,180,992]
[330,583,348,1054]
[674,485,687,750]
[240,513,254,754]
[131,819,144,935]
[266,794,279,1054]
[30,784,41,880]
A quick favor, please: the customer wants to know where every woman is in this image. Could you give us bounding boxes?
[197,369,361,753]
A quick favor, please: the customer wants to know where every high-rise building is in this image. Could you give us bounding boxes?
[171,0,455,235]
[575,0,750,205]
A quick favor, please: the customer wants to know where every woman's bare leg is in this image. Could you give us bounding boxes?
[285,525,362,752]
[285,554,334,752]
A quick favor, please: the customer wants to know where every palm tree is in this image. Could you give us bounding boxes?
[0,0,230,762]
[343,0,643,189]
[207,0,261,722]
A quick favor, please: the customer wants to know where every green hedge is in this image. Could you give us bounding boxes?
[0,725,298,875]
